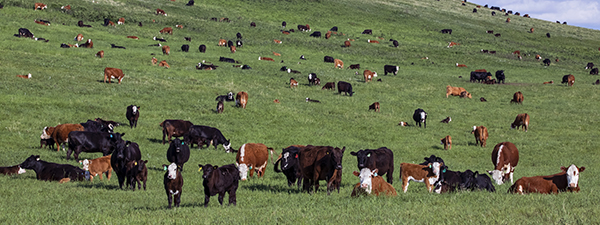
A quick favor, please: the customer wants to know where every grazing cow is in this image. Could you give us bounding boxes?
[391,39,399,47]
[561,74,575,87]
[349,64,360,69]
[75,34,83,41]
[546,33,551,38]
[125,159,147,191]
[215,92,234,102]
[77,21,92,28]
[236,40,243,47]
[21,155,86,182]
[152,57,158,65]
[273,39,282,44]
[160,27,173,35]
[399,160,444,193]
[456,63,467,67]
[104,67,124,84]
[508,165,585,194]
[543,58,551,66]
[448,42,460,48]
[506,18,510,23]
[325,31,331,39]
[199,164,239,207]
[40,124,85,151]
[67,131,125,160]
[351,168,397,197]
[337,81,353,96]
[298,24,310,31]
[95,50,104,58]
[181,44,189,52]
[369,102,380,112]
[236,143,274,180]
[186,0,194,5]
[487,142,519,185]
[80,39,93,48]
[166,138,190,171]
[274,145,305,188]
[16,73,32,79]
[585,63,594,69]
[111,141,141,189]
[160,120,193,145]
[162,45,170,55]
[156,8,167,16]
[34,3,47,10]
[290,78,298,88]
[322,82,335,90]
[471,126,488,147]
[440,117,451,123]
[236,91,248,109]
[446,85,471,98]
[230,45,236,53]
[126,105,140,128]
[310,31,321,38]
[324,56,335,63]
[384,65,399,76]
[362,29,372,34]
[227,40,234,48]
[0,165,26,176]
[159,60,170,68]
[473,8,477,13]
[440,29,452,34]
[111,44,126,49]
[480,97,487,102]
[413,108,427,128]
[441,136,451,150]
[486,30,494,34]
[363,70,377,82]
[79,155,112,182]
[470,71,492,83]
[367,39,379,44]
[349,147,394,183]
[184,37,191,42]
[334,59,343,69]
[299,145,346,194]
[199,44,206,53]
[40,138,55,149]
[511,113,530,132]
[307,73,320,85]
[591,68,599,75]
[117,17,124,24]
[495,33,501,37]
[344,40,351,47]
[523,14,530,18]
[543,81,554,84]
[258,56,274,62]
[511,91,524,104]
[495,70,505,83]
[163,163,183,208]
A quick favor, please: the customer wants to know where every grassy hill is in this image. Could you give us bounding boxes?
[1,0,599,223]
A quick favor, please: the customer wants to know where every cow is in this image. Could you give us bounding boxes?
[183,125,232,152]
[337,81,353,96]
[546,33,551,38]
[236,91,248,109]
[441,136,451,150]
[535,55,541,61]
[0,165,26,176]
[16,73,32,79]
[324,56,335,63]
[95,50,104,58]
[334,59,343,69]
[399,160,444,193]
[470,71,492,83]
[125,105,140,128]
[227,45,236,53]
[310,31,321,38]
[495,33,502,37]
[159,60,170,68]
[413,108,427,128]
[161,45,170,55]
[117,17,125,24]
[80,39,93,48]
[111,140,141,189]
[543,58,551,66]
[218,57,238,64]
[472,8,477,13]
[448,42,460,48]
[585,63,594,69]
[308,73,319,85]
[349,147,394,184]
[495,70,505,83]
[186,0,194,5]
[446,85,471,98]
[180,44,189,52]
[258,56,274,62]
[512,50,520,55]
[163,163,183,208]
[274,145,304,188]
[491,11,496,16]
[367,39,379,44]
[79,120,110,133]
[322,82,335,90]
[40,124,85,151]
[391,39,399,47]
[362,29,372,34]
[325,31,331,39]
[511,91,524,104]
[103,67,124,84]
[299,145,345,194]
[298,24,310,32]
[110,44,126,49]
[511,113,530,132]
[591,68,599,75]
[77,21,92,28]
[40,138,55,149]
[368,102,380,112]
[236,143,274,180]
[75,34,83,41]
[67,132,125,160]
[351,168,397,197]
[160,27,173,35]
[15,28,34,39]
[440,29,452,34]
[543,81,554,84]
[125,159,148,191]
[20,155,86,182]
[273,39,282,44]
[348,64,360,69]
[384,65,399,76]
[398,121,411,127]
[486,30,494,34]
[471,126,488,147]
[462,170,495,192]
[197,62,218,70]
[508,165,585,194]
[215,92,234,102]
[214,101,223,114]
[34,3,47,10]
[166,137,190,171]
[160,120,193,145]
[456,63,467,67]
[506,18,510,23]
[199,163,239,207]
[79,155,112,182]
[61,4,70,10]
[290,78,298,88]
[199,44,206,53]
[156,8,167,16]
[363,70,377,82]
[344,40,351,47]
[487,142,519,185]
[440,117,451,123]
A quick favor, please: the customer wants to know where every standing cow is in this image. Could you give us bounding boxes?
[183,125,232,152]
[67,132,125,160]
[198,164,239,207]
[236,143,274,180]
[166,138,190,171]
[471,126,488,147]
[413,108,427,128]
[274,145,305,188]
[349,147,394,184]
[160,119,193,145]
[163,163,183,208]
[511,113,530,132]
[111,141,142,189]
[40,124,85,151]
[236,92,248,109]
[299,145,345,194]
[487,142,519,185]
[337,81,354,96]
[384,65,399,76]
[126,105,140,128]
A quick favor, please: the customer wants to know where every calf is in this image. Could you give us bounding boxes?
[368,102,380,112]
[510,91,524,104]
[585,62,594,69]
[399,161,444,193]
[487,142,519,185]
[40,124,85,151]
[508,165,585,194]
[543,58,551,66]
[441,136,451,150]
[217,101,224,113]
[274,145,304,188]
[95,50,104,58]
[446,85,471,98]
[322,82,335,90]
[159,27,173,35]
[290,78,298,88]
[198,164,239,207]
[166,138,190,171]
[156,8,167,16]
[163,163,183,208]
[363,70,377,82]
[125,160,147,191]
[258,56,274,62]
[79,155,112,182]
[0,165,26,176]
[413,108,427,128]
[159,60,170,68]
[562,74,575,86]
[199,45,206,53]
[125,105,140,128]
[215,92,234,102]
[230,45,236,53]
[104,67,124,84]
[349,147,394,183]
[181,44,189,52]
[299,145,345,194]
[351,168,397,197]
[324,56,335,63]
[471,126,488,147]
[362,29,372,34]
[236,91,248,109]
[160,119,194,144]
[348,64,360,69]
[236,143,274,180]
[440,117,451,123]
[465,170,496,192]
[384,65,399,76]
[511,113,530,132]
[440,29,452,34]
[183,125,232,152]
[162,45,170,55]
[67,132,125,160]
[20,155,86,181]
[117,18,125,24]
[337,81,353,96]
[308,73,319,85]
[34,3,47,10]
[448,42,460,48]
[495,70,505,83]
[111,141,141,189]
[40,138,55,149]
[334,59,343,69]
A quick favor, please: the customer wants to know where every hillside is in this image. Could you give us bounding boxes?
[1,0,600,223]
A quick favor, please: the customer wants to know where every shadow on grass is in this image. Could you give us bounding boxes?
[76,182,121,190]
[147,138,163,144]
[242,183,304,194]
[431,145,445,150]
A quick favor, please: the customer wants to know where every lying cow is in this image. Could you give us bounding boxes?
[199,163,239,207]
[508,165,584,194]
[351,168,397,197]
[0,165,26,176]
[446,85,471,98]
[20,155,86,182]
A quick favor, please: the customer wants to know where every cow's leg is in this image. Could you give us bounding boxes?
[142,178,146,190]
[66,146,73,160]
[217,192,225,205]
[249,166,254,178]
[402,178,409,193]
[162,130,166,145]
[118,171,125,189]
[167,193,172,208]
[174,192,181,207]
[106,169,112,180]
[387,171,394,184]
[204,194,211,207]
[228,188,237,206]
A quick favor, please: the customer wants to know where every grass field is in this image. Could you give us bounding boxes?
[1,0,600,223]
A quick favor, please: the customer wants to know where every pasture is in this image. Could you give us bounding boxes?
[0,0,599,223]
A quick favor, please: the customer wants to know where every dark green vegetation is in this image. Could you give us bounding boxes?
[1,0,599,223]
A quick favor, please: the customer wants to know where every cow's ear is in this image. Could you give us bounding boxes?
[579,167,585,172]
[561,166,567,172]
[120,133,125,137]
[486,170,493,175]
[213,165,218,170]
[353,171,359,177]
[350,151,357,156]
[372,169,379,174]
[341,146,345,152]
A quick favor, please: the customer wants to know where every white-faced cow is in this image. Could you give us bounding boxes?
[508,165,585,194]
[487,142,519,185]
[413,108,427,128]
[0,164,26,176]
[351,168,397,197]
[126,105,140,128]
[235,143,274,180]
[384,65,399,76]
[399,159,444,193]
[163,163,183,208]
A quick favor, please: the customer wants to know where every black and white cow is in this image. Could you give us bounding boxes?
[337,81,354,96]
[183,125,232,152]
[384,65,399,76]
[67,132,125,160]
[166,137,190,171]
[585,63,594,69]
[219,57,238,63]
[126,105,140,128]
[308,73,319,85]
[440,29,452,34]
[20,155,86,181]
[215,92,235,102]
[413,108,427,128]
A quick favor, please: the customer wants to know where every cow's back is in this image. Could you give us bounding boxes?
[492,142,519,169]
[54,124,84,143]
[236,143,268,165]
[372,176,397,196]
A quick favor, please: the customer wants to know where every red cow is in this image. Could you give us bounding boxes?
[487,142,519,185]
[40,124,85,151]
[235,143,274,180]
[104,67,124,84]
[351,168,397,197]
[508,165,585,194]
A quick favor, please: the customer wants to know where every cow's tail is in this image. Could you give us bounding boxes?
[267,147,274,165]
[273,155,282,173]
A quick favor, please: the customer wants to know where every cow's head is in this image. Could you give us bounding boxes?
[132,105,138,114]
[281,146,300,171]
[353,168,378,194]
[224,140,232,153]
[80,159,90,171]
[237,163,248,181]
[170,138,185,153]
[328,147,345,170]
[428,161,444,176]
[562,164,585,190]
[349,150,371,169]
[40,126,54,139]
[16,165,26,174]
[487,164,512,185]
[471,126,478,134]
[420,155,445,166]
[163,163,178,180]
[198,164,218,179]
[20,155,41,170]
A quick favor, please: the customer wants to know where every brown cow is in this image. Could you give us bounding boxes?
[562,74,575,87]
[511,113,530,132]
[511,91,524,104]
[34,3,47,10]
[127,36,139,40]
[156,8,167,16]
[448,42,460,48]
[530,27,534,33]
[80,39,93,48]
[163,163,183,208]
[34,20,50,26]
[512,50,521,55]
[543,81,554,84]
[441,135,452,150]
[322,82,335,90]
[344,40,351,47]
[160,120,193,145]
[368,102,380,112]
[446,85,471,98]
[508,164,584,194]
[236,91,248,109]
[152,57,158,65]
[351,168,397,197]
[75,34,83,41]
[61,5,71,10]
[79,155,112,182]
[230,45,236,53]
[162,45,170,55]
[40,124,85,151]
[126,159,148,191]
[290,78,298,88]
[334,59,343,69]
[258,56,274,62]
[159,27,173,35]
[218,39,226,46]
[104,67,124,84]
[118,18,125,24]
[159,60,170,68]
[456,63,467,67]
[274,39,282,44]
[235,143,274,180]
[95,50,104,58]
[367,39,379,44]
[471,126,488,147]
[399,161,444,193]
[506,18,511,23]
[0,165,26,176]
[299,145,345,194]
[487,142,519,185]
[16,74,31,79]
[363,70,377,82]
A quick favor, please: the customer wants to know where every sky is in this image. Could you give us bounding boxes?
[469,0,600,30]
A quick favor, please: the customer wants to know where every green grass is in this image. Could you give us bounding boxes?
[1,0,600,223]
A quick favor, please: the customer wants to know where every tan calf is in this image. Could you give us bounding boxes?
[400,162,444,193]
[471,126,488,147]
[510,91,524,104]
[441,136,452,150]
[446,85,471,98]
[511,113,530,132]
[334,59,344,69]
[79,155,112,182]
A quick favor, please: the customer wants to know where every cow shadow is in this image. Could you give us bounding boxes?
[242,183,302,194]
[76,182,121,190]
[431,145,445,150]
[147,138,163,144]
[96,80,115,83]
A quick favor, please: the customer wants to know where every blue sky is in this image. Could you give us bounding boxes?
[470,0,600,30]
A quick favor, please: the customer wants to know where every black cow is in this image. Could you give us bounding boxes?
[219,57,238,63]
[490,6,500,10]
[20,155,86,181]
[391,39,399,47]
[163,163,183,208]
[349,147,394,184]
[413,108,427,128]
[95,118,120,130]
[491,11,496,16]
[282,21,286,28]
[420,155,445,166]
[274,146,302,188]
[241,65,251,70]
[435,169,463,193]
[103,18,111,26]
[236,32,242,39]
[470,71,492,82]
[330,26,338,31]
[384,65,399,76]
[160,119,194,145]
[308,73,318,85]
[299,145,345,194]
[110,44,126,49]
[495,70,505,84]
[227,40,234,48]
[40,138,55,149]
[440,29,452,34]
[77,20,92,27]
[199,163,239,207]
[310,31,321,38]
[236,40,242,47]
[361,29,372,34]
[324,56,334,63]
[67,132,124,160]
[111,140,142,189]
[472,8,477,13]
[185,0,194,6]
[462,170,495,192]
[80,120,111,133]
[126,105,140,128]
[585,63,594,69]
[183,125,232,152]
[125,159,148,191]
[543,58,551,66]
[166,138,190,171]
[298,25,309,31]
[546,33,551,38]
[337,81,354,96]
[181,44,189,52]
[591,68,599,75]
[215,92,234,102]
[15,28,34,38]
[199,44,206,53]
